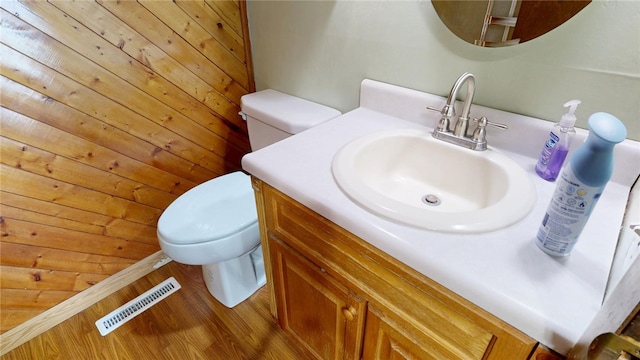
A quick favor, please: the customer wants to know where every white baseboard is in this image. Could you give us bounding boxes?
[0,251,172,356]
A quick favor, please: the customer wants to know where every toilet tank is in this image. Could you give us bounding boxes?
[240,89,341,151]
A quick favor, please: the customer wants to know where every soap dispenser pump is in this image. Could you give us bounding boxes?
[535,100,580,181]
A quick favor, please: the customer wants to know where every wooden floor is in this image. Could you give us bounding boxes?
[1,261,313,359]
[4,260,638,360]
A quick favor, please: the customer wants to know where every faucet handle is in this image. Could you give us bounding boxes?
[427,104,455,132]
[473,117,508,131]
[471,117,507,149]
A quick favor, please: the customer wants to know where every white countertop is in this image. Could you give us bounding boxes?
[241,80,640,355]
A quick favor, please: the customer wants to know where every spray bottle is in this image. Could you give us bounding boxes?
[536,112,627,256]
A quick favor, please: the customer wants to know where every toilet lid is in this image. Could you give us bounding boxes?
[157,172,257,245]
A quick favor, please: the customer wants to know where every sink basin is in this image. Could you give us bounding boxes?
[332,129,536,233]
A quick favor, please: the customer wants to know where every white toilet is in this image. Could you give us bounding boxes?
[157,89,341,307]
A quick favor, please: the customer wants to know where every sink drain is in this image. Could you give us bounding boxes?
[422,194,441,206]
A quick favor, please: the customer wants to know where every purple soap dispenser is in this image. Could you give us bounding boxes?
[535,100,580,181]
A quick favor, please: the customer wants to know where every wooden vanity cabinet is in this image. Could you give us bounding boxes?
[252,178,542,360]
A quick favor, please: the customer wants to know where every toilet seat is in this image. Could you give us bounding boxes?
[158,171,257,245]
[157,172,260,265]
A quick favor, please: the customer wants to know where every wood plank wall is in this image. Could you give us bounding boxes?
[0,0,255,334]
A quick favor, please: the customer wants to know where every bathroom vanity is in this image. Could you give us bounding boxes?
[252,178,545,359]
[242,80,640,357]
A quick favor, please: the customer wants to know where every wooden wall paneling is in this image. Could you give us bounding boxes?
[0,0,255,333]
[47,0,251,154]
[16,0,250,160]
[99,219,159,245]
[0,288,74,333]
[0,289,76,311]
[0,195,157,245]
[137,0,248,89]
[0,242,136,276]
[0,9,233,175]
[174,0,246,64]
[96,0,249,109]
[1,216,159,259]
[1,309,46,335]
[0,167,160,229]
[205,0,243,36]
[1,265,110,293]
[0,310,43,333]
[0,137,176,210]
[1,197,109,236]
[0,76,213,185]
[0,107,196,197]
[0,192,158,245]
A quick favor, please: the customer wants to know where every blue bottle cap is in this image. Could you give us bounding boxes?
[588,112,627,145]
[569,112,627,186]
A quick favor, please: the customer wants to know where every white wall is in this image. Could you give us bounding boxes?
[247,0,640,140]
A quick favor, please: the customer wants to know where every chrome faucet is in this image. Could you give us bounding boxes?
[428,72,507,151]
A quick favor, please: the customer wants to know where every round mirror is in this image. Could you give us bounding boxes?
[432,0,591,47]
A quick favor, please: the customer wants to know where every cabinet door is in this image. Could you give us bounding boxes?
[363,305,453,360]
[270,234,366,360]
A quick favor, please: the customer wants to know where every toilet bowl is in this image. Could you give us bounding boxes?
[157,171,262,307]
[157,89,341,308]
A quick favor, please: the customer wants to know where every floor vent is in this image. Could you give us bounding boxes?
[95,277,181,336]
